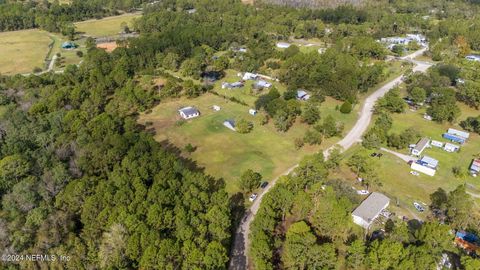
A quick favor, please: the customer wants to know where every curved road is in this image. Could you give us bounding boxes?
[228,47,432,270]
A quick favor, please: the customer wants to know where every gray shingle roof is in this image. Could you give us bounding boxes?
[179,107,199,116]
[352,192,390,222]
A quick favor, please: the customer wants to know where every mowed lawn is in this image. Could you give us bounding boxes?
[333,105,480,218]
[0,29,52,75]
[75,13,142,37]
[139,94,323,194]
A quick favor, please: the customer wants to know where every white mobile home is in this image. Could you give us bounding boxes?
[411,138,430,156]
[352,192,390,229]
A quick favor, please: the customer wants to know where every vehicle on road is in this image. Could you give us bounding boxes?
[260,181,268,189]
[249,193,258,202]
[414,202,425,212]
[410,171,420,176]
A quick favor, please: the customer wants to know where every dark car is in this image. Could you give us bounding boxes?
[260,181,269,189]
[370,153,377,157]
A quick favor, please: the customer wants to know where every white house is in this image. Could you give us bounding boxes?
[411,138,430,156]
[352,192,390,229]
[276,42,291,49]
[178,107,200,119]
[249,109,257,115]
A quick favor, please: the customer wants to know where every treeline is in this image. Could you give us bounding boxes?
[250,152,479,269]
[0,46,231,269]
[0,0,147,32]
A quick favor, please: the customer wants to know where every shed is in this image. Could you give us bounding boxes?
[178,107,200,119]
[411,138,430,156]
[223,120,236,131]
[466,55,480,62]
[249,109,257,115]
[443,143,460,153]
[352,192,390,229]
[213,105,221,111]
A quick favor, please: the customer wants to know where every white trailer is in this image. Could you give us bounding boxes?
[411,162,436,176]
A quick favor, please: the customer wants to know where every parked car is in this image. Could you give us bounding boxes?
[260,181,268,189]
[371,152,378,157]
[249,193,258,202]
[413,202,425,212]
[410,171,420,176]
[357,190,370,195]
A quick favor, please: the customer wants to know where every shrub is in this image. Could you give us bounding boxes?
[340,101,352,114]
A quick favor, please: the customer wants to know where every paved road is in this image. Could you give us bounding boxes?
[228,48,432,270]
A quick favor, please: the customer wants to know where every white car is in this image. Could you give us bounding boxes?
[249,193,258,202]
[357,190,370,195]
[410,171,420,176]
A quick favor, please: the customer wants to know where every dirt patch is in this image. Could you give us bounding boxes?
[96,42,118,52]
[241,0,255,4]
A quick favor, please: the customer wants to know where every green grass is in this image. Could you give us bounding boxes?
[333,105,480,219]
[75,13,142,37]
[0,29,52,75]
[139,93,324,194]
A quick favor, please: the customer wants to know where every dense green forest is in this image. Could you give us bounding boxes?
[0,0,147,32]
[1,0,480,269]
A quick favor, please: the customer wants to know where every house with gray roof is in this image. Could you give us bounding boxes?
[178,107,200,119]
[411,138,430,156]
[352,192,390,229]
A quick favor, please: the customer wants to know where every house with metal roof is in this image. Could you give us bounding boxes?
[223,120,236,131]
[470,159,480,176]
[352,192,390,229]
[447,128,470,139]
[411,138,430,156]
[297,90,310,101]
[253,80,272,89]
[178,107,200,120]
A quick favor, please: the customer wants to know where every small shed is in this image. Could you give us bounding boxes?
[253,80,272,89]
[242,72,258,81]
[297,90,310,101]
[249,109,257,115]
[213,105,221,111]
[223,120,236,131]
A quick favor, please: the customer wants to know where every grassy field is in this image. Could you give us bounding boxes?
[332,104,480,219]
[75,13,142,37]
[139,93,325,194]
[0,29,52,75]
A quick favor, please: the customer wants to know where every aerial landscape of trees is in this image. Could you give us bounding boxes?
[1,0,480,269]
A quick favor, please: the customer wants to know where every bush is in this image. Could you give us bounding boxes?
[236,118,253,134]
[175,120,186,126]
[340,101,352,114]
[294,138,304,150]
[76,51,84,58]
[32,67,42,73]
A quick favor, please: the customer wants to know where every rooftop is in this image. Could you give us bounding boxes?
[420,156,439,168]
[352,192,390,223]
[413,138,429,152]
[179,106,199,115]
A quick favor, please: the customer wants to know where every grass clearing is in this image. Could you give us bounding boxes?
[0,29,52,75]
[75,13,142,37]
[139,93,324,194]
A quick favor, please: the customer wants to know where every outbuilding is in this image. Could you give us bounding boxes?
[178,107,200,119]
[297,90,310,101]
[249,109,257,115]
[469,159,480,176]
[253,80,272,89]
[213,105,221,111]
[223,120,236,131]
[242,72,258,81]
[352,192,390,229]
